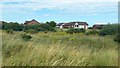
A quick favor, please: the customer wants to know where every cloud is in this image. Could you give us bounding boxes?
[1,0,119,2]
[0,0,118,16]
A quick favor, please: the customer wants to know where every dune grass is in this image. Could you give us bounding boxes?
[1,31,118,66]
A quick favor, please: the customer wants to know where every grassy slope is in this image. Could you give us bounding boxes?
[2,31,118,66]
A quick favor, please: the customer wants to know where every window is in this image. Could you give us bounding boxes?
[77,25,78,27]
[75,25,78,27]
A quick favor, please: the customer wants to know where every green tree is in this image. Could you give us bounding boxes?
[49,21,56,27]
[4,22,23,31]
[24,24,40,30]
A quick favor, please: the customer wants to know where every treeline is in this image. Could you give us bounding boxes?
[1,21,57,33]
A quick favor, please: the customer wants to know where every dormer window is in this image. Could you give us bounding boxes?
[76,25,78,27]
[75,25,78,27]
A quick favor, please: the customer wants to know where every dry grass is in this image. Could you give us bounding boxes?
[2,31,118,66]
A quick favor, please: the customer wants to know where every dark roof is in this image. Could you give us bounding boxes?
[63,22,74,26]
[93,24,106,27]
[76,22,88,25]
[56,23,64,26]
[63,21,88,26]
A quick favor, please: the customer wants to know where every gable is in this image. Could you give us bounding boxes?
[24,19,39,25]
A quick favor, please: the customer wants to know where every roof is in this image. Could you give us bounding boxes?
[56,23,64,26]
[93,24,106,27]
[63,22,74,26]
[75,22,88,25]
[63,21,88,26]
[24,19,39,24]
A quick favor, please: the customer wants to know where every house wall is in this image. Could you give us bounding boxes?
[27,21,39,25]
[58,23,88,29]
[60,25,63,28]
[85,25,88,29]
[74,23,79,28]
[79,25,84,28]
[73,23,88,29]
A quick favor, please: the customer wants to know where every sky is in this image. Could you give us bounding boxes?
[0,0,119,26]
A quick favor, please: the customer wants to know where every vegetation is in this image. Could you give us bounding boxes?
[46,21,56,27]
[66,28,85,34]
[5,29,14,34]
[85,30,99,35]
[2,22,56,32]
[113,34,120,43]
[1,21,119,66]
[88,27,93,29]
[99,24,119,36]
[24,24,40,31]
[2,22,23,31]
[2,31,118,66]
[24,29,38,34]
[21,33,32,41]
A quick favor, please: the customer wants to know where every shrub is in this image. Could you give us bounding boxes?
[3,49,11,58]
[88,27,93,29]
[5,29,14,34]
[85,30,99,35]
[113,34,120,43]
[37,24,56,32]
[99,24,119,36]
[21,34,32,41]
[24,29,38,34]
[66,28,85,34]
[24,25,40,30]
[4,22,23,31]
[49,27,57,32]
[46,21,56,27]
[44,31,48,33]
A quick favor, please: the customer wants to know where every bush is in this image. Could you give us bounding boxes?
[3,49,11,58]
[85,30,99,35]
[21,34,32,41]
[66,28,85,34]
[5,29,14,34]
[88,27,93,29]
[49,27,57,32]
[99,24,119,36]
[4,22,23,31]
[24,25,40,30]
[46,21,56,27]
[24,29,38,34]
[113,34,120,43]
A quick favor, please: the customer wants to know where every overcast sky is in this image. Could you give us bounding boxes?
[0,0,119,26]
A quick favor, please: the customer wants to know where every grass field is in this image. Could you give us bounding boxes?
[1,30,118,66]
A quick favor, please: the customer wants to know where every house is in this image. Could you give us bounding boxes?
[56,21,88,29]
[24,19,40,25]
[56,23,64,28]
[92,24,106,29]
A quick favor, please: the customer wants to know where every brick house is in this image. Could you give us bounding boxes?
[92,24,106,29]
[24,19,40,25]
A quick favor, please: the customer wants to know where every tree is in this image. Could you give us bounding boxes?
[24,24,40,30]
[49,21,56,27]
[38,23,56,32]
[46,21,49,24]
[4,22,23,31]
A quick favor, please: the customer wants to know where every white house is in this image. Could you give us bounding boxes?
[56,22,88,29]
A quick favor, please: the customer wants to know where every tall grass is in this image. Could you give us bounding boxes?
[2,31,118,66]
